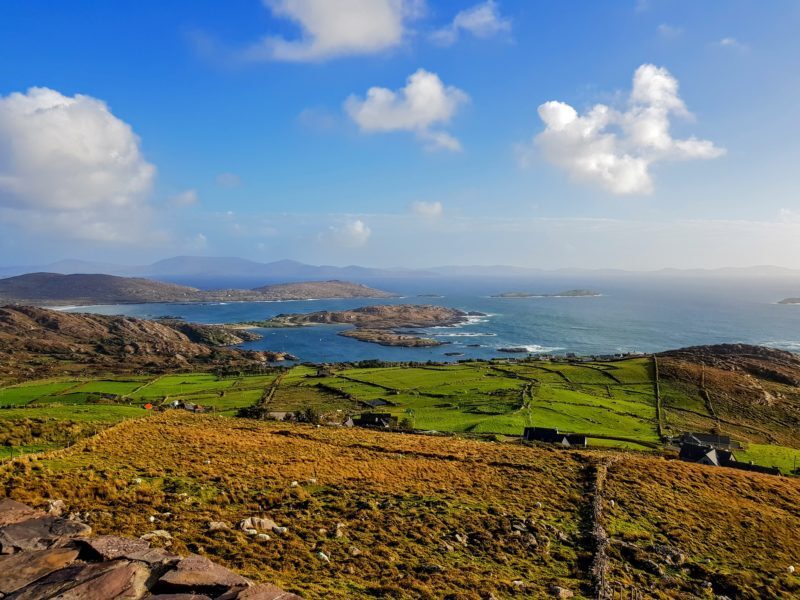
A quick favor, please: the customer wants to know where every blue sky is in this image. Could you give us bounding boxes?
[1,0,799,268]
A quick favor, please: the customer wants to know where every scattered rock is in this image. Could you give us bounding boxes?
[272,526,288,536]
[239,517,278,532]
[349,546,362,557]
[208,521,231,532]
[0,515,91,554]
[140,530,173,545]
[157,554,250,594]
[290,481,299,488]
[0,546,79,594]
[256,534,271,542]
[46,499,66,517]
[244,529,258,536]
[511,579,526,590]
[788,565,795,574]
[317,551,330,563]
[334,522,345,538]
[232,583,304,599]
[549,585,574,598]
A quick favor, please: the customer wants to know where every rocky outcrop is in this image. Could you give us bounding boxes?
[250,304,482,348]
[0,306,290,381]
[0,498,302,599]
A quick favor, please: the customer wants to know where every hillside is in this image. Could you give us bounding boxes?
[658,344,800,448]
[252,280,396,300]
[0,273,396,306]
[1,412,797,599]
[0,273,199,305]
[0,305,289,382]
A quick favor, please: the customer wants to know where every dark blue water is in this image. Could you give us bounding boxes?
[62,277,800,363]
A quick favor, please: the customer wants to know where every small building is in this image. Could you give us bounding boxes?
[364,399,391,408]
[678,432,737,449]
[523,427,587,448]
[354,413,398,429]
[678,443,736,467]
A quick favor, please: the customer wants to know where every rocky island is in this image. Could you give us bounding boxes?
[779,297,800,304]
[242,304,485,347]
[0,273,396,306]
[492,289,600,298]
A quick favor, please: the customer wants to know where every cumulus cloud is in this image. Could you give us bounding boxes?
[327,219,372,247]
[215,172,241,187]
[411,200,443,218]
[431,1,511,46]
[528,64,725,195]
[169,189,198,206]
[243,0,423,62]
[0,87,156,241]
[345,69,468,151]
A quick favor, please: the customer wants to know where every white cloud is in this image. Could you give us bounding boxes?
[527,64,725,195]
[169,189,199,206]
[345,68,468,151]
[244,0,423,62]
[0,87,156,241]
[716,37,749,51]
[215,172,241,187]
[411,200,443,218]
[328,219,372,247]
[431,1,511,46]
[186,232,208,251]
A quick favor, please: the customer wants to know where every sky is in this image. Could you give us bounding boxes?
[1,0,799,269]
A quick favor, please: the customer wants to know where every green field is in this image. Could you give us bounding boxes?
[0,358,796,473]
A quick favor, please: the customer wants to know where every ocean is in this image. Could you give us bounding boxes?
[62,276,800,363]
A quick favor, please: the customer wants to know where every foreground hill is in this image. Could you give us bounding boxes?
[0,305,289,381]
[0,273,395,306]
[1,412,797,599]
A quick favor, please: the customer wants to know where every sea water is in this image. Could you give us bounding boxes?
[62,276,800,363]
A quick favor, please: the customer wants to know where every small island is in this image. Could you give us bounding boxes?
[240,304,486,348]
[778,298,800,305]
[491,289,601,298]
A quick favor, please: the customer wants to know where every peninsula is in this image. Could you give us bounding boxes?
[492,289,600,298]
[0,273,396,306]
[242,304,485,347]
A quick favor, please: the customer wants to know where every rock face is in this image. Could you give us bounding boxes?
[0,305,290,380]
[0,499,302,599]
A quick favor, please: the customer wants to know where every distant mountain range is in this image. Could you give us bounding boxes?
[1,256,799,286]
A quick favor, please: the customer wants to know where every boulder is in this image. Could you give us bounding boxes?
[238,517,277,532]
[0,546,79,594]
[157,554,250,595]
[0,515,91,554]
[550,585,574,598]
[10,559,136,600]
[46,499,67,517]
[77,535,179,565]
[0,498,45,527]
[208,521,232,532]
[232,583,304,599]
[48,560,150,599]
[147,596,213,600]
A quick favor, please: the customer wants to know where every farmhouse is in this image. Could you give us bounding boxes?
[355,413,398,429]
[523,427,587,448]
[678,432,739,449]
[678,443,782,475]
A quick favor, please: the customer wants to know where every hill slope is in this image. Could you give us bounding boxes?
[0,273,199,305]
[2,412,797,599]
[0,305,287,381]
[0,273,396,306]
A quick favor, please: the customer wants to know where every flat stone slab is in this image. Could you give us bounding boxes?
[9,559,129,600]
[146,595,213,600]
[0,546,79,594]
[0,499,45,527]
[0,516,91,554]
[53,560,150,600]
[76,535,179,565]
[235,583,305,600]
[157,554,250,594]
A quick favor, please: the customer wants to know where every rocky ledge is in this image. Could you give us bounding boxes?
[0,498,300,600]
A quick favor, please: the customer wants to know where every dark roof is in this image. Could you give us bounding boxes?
[680,432,732,446]
[523,427,586,447]
[679,443,735,466]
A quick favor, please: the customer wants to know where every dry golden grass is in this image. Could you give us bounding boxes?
[0,412,592,599]
[1,413,797,599]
